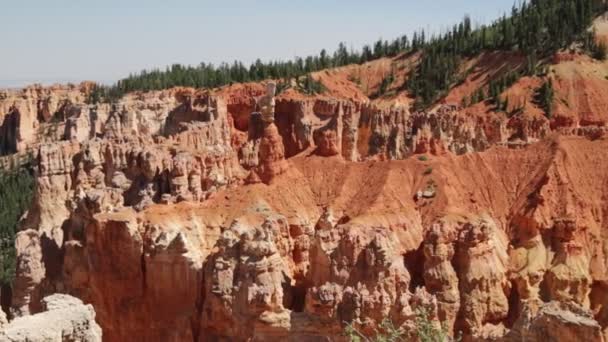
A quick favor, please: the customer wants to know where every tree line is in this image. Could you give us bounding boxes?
[407,0,608,109]
[88,36,414,103]
[89,0,608,108]
[0,167,35,287]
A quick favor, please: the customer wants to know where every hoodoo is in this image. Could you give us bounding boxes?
[251,82,289,184]
[2,1,608,341]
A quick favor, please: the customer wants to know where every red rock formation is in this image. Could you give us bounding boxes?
[4,74,608,342]
[504,301,604,342]
[255,123,289,184]
[1,294,102,341]
[423,221,460,334]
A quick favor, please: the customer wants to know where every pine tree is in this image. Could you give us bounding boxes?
[320,49,330,69]
[0,167,35,286]
[373,39,385,59]
[85,0,608,104]
[537,79,555,118]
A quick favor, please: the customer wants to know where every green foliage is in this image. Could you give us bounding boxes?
[489,72,519,98]
[297,75,327,95]
[0,167,35,286]
[343,309,456,342]
[415,308,453,342]
[524,54,540,76]
[423,167,433,175]
[418,155,429,161]
[344,323,361,342]
[275,78,291,95]
[86,83,123,104]
[84,0,607,108]
[90,35,412,102]
[407,0,608,109]
[408,42,461,110]
[484,71,520,110]
[344,319,406,342]
[470,88,486,105]
[537,79,555,118]
[375,70,396,97]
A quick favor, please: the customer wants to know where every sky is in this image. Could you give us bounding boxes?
[0,0,516,87]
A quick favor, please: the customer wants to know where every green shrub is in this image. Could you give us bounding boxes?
[345,319,406,342]
[297,74,327,95]
[0,167,35,286]
[536,79,554,119]
[344,308,456,342]
[418,155,429,161]
[376,71,396,97]
[275,78,291,95]
[407,0,607,109]
[415,307,452,342]
[423,167,433,175]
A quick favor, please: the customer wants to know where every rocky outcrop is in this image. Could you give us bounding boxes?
[0,84,88,155]
[0,294,102,342]
[8,90,245,318]
[544,217,592,308]
[423,221,460,334]
[59,207,214,342]
[508,216,549,319]
[202,215,292,339]
[255,123,289,184]
[0,84,184,156]
[12,134,608,341]
[242,97,543,163]
[10,230,47,316]
[4,82,608,342]
[455,217,510,338]
[504,301,604,342]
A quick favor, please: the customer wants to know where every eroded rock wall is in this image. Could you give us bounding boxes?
[3,84,608,342]
[0,294,102,342]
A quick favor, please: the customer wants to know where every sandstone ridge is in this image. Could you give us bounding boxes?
[1,48,608,342]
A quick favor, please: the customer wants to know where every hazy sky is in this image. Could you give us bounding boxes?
[0,0,516,87]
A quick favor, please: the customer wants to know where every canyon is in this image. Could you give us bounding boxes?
[3,23,608,341]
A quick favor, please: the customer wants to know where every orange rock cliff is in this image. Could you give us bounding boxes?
[3,26,608,341]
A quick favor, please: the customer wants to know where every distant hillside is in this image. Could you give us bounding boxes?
[88,0,608,117]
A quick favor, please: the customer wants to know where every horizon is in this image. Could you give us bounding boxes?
[1,0,516,88]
